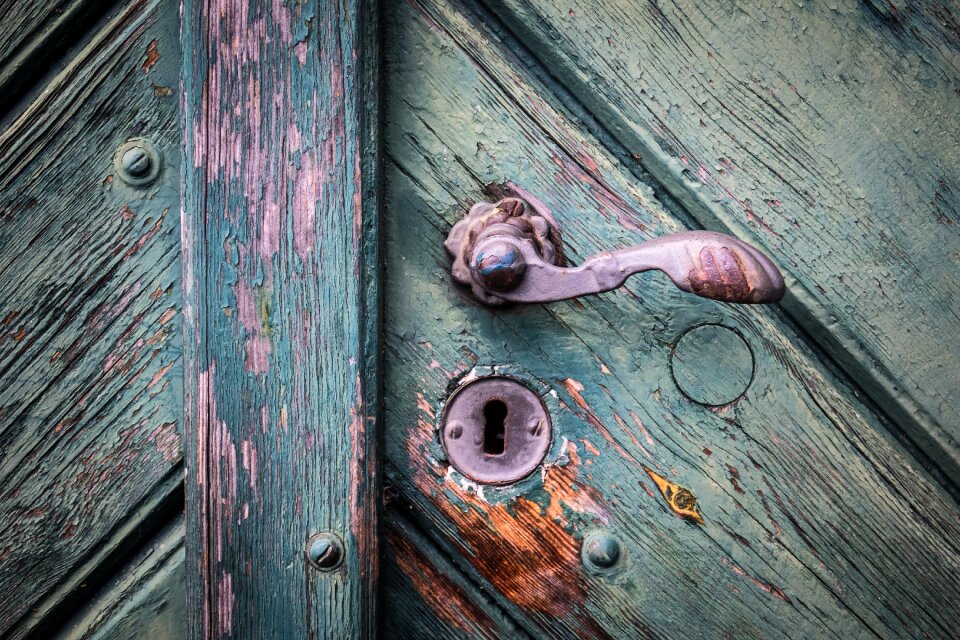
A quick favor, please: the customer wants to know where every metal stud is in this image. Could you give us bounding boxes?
[306,532,344,572]
[581,531,624,575]
[113,138,161,187]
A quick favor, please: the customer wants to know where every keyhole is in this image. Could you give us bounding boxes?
[482,400,507,455]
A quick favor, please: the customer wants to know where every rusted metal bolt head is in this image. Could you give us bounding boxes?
[121,146,152,178]
[582,531,622,572]
[306,532,344,572]
[472,240,526,292]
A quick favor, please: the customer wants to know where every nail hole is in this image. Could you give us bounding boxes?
[482,399,507,455]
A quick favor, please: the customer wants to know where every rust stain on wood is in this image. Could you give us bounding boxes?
[407,403,588,619]
[642,466,704,525]
[141,39,160,73]
[560,377,637,463]
[542,440,608,526]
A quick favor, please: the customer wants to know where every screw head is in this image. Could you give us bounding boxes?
[528,418,545,437]
[306,532,344,572]
[581,531,623,574]
[472,240,526,292]
[447,422,463,439]
[121,147,152,177]
[113,138,161,187]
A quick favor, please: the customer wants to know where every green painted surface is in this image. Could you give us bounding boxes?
[380,0,960,638]
[484,0,960,483]
[0,0,182,637]
[180,0,380,637]
[670,324,754,407]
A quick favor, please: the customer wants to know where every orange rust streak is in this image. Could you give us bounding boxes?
[559,378,637,463]
[581,439,600,456]
[542,441,607,525]
[612,412,653,462]
[142,40,160,72]
[407,398,586,618]
[444,490,582,616]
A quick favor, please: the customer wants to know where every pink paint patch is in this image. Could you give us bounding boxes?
[294,41,308,66]
[293,150,318,258]
[260,200,281,259]
[217,571,234,636]
[241,438,259,494]
[233,280,259,332]
[150,421,181,463]
[245,335,271,373]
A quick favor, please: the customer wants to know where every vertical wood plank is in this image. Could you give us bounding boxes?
[180,0,380,637]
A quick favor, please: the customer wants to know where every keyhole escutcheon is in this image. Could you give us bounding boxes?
[440,375,552,485]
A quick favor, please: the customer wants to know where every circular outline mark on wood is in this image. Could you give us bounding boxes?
[670,324,755,406]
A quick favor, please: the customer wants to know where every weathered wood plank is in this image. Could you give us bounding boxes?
[181,0,380,637]
[0,0,181,637]
[482,0,960,482]
[383,511,528,639]
[0,0,114,114]
[57,516,186,640]
[52,509,523,640]
[382,1,960,638]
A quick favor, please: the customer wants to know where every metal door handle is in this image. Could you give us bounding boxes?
[446,197,785,306]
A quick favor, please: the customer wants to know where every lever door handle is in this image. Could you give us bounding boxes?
[446,197,785,306]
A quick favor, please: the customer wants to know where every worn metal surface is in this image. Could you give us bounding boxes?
[382,0,960,637]
[483,0,960,483]
[0,1,181,637]
[180,0,381,637]
[113,138,162,187]
[449,196,784,304]
[441,375,552,485]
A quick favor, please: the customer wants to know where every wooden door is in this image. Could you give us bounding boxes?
[0,0,185,638]
[3,0,958,639]
[377,1,960,638]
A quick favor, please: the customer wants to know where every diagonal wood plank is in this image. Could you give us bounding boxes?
[181,0,381,637]
[0,0,115,114]
[57,516,186,640]
[382,0,960,637]
[482,0,960,482]
[383,510,532,639]
[0,0,182,637]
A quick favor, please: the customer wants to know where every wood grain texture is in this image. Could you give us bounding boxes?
[482,0,960,482]
[0,0,112,112]
[383,511,529,639]
[0,0,182,637]
[58,516,186,640]
[181,0,380,637]
[382,0,960,638]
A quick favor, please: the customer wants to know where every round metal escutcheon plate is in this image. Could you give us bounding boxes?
[441,376,552,485]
